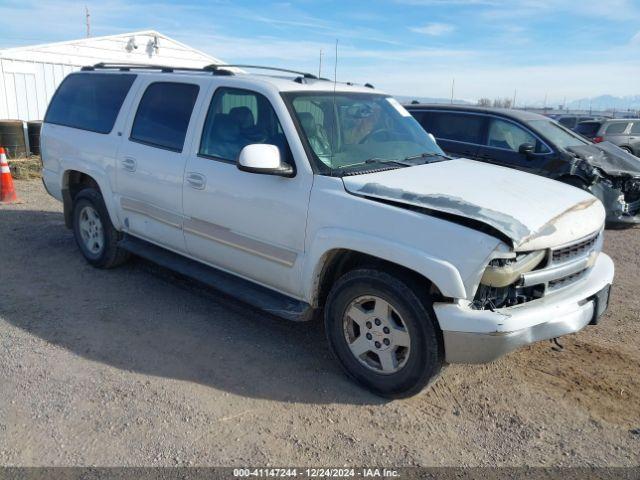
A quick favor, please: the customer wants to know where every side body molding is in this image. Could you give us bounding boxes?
[303,227,467,306]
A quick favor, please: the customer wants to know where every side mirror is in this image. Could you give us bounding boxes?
[237,144,294,177]
[518,143,535,156]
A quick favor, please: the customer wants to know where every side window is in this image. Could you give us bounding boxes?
[130,82,199,152]
[426,112,484,144]
[605,122,629,135]
[558,117,576,129]
[45,73,136,134]
[487,119,544,152]
[631,122,640,134]
[199,88,291,163]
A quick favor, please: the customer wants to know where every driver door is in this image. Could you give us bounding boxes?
[182,86,313,298]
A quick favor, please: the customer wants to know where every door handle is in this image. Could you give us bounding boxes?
[186,172,206,190]
[122,157,137,172]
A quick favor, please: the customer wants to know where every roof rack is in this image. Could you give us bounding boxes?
[80,63,375,86]
[81,62,218,73]
[204,64,318,79]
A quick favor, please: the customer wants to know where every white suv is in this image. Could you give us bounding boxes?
[41,64,614,397]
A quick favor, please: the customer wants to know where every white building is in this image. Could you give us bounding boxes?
[0,30,224,121]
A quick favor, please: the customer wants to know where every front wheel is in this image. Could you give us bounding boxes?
[324,269,443,398]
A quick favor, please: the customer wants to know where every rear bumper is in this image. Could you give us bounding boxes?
[435,253,614,364]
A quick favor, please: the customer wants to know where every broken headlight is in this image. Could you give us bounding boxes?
[473,250,546,310]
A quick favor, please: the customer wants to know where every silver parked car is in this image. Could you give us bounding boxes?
[576,119,640,157]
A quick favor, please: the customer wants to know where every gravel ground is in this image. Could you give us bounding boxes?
[0,179,639,467]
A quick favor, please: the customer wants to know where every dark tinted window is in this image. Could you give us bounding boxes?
[45,73,135,134]
[130,82,199,152]
[575,121,602,137]
[199,88,291,163]
[558,117,577,128]
[605,122,629,135]
[421,112,484,144]
[631,122,640,134]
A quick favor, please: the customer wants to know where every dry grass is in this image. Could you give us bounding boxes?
[8,156,42,180]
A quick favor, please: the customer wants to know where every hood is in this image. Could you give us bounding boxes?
[343,159,605,250]
[568,141,640,177]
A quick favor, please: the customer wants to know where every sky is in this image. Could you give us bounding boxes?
[1,0,639,105]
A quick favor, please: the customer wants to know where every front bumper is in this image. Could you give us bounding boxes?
[434,253,614,364]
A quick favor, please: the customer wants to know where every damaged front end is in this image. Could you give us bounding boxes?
[567,142,640,226]
[473,231,603,310]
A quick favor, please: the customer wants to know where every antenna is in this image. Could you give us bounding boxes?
[450,78,455,104]
[330,39,339,173]
[512,89,517,109]
[318,49,323,79]
[85,6,91,38]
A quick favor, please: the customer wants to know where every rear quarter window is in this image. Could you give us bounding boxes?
[575,122,602,137]
[605,122,629,135]
[421,111,484,144]
[44,73,136,134]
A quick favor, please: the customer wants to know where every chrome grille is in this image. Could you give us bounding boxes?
[551,234,599,265]
[521,231,602,294]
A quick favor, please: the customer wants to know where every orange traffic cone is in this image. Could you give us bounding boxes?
[0,147,19,204]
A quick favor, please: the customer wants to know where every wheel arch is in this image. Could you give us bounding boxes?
[304,229,466,310]
[62,169,120,230]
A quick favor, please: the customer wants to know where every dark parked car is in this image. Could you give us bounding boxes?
[575,119,640,156]
[406,104,640,226]
[554,115,602,131]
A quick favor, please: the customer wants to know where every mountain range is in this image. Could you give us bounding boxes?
[565,95,640,111]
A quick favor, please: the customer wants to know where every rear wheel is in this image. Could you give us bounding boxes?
[72,188,129,268]
[324,269,443,398]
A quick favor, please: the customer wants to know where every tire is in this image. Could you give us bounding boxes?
[72,188,129,269]
[324,268,443,398]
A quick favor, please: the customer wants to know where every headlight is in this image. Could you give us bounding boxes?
[480,250,546,288]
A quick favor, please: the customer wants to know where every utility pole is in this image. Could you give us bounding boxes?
[85,6,91,37]
[318,49,323,79]
[450,78,455,104]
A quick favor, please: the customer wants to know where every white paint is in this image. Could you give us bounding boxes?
[0,30,224,121]
[342,159,606,250]
[40,69,614,360]
[238,144,282,170]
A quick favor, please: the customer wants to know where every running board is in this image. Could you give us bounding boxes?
[119,235,314,322]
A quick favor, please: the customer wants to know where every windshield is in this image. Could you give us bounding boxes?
[527,119,590,150]
[283,92,445,174]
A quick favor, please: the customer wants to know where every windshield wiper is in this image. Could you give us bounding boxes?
[403,152,450,162]
[365,157,415,167]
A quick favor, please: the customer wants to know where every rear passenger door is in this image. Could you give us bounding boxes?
[115,79,204,252]
[414,111,484,159]
[475,117,552,174]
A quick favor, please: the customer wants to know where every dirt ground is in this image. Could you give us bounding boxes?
[0,179,638,467]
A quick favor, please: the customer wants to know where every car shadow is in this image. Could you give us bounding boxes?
[0,208,386,405]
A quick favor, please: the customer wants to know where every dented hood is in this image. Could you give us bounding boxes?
[343,159,605,250]
[567,141,640,177]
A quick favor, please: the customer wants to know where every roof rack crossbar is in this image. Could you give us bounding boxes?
[204,64,317,79]
[81,62,227,74]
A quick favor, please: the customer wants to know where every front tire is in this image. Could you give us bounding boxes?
[72,188,129,269]
[324,269,443,398]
